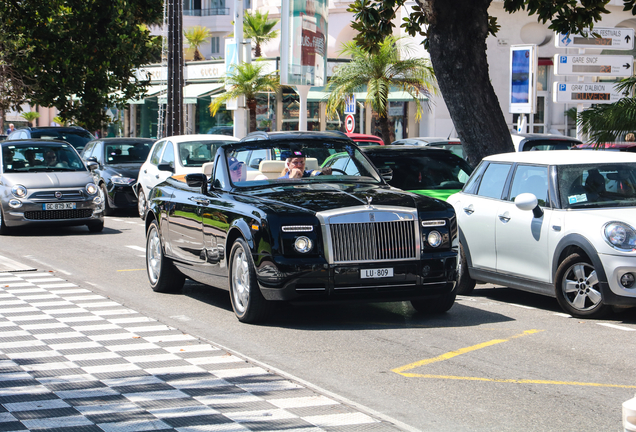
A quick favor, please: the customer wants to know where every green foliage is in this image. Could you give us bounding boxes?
[244,11,279,58]
[0,0,163,131]
[184,26,213,61]
[20,111,40,123]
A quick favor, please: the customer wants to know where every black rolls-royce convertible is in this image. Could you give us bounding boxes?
[145,131,458,323]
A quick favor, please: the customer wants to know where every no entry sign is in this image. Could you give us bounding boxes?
[345,114,355,133]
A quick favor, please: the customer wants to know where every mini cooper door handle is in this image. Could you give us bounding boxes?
[498,212,510,222]
[463,204,474,215]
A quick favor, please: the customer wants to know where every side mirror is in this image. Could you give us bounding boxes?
[515,192,543,218]
[186,173,208,194]
[87,156,98,163]
[157,163,174,173]
[378,167,393,182]
[86,161,98,171]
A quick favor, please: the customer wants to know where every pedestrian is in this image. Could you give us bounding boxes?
[6,124,15,134]
[626,133,635,142]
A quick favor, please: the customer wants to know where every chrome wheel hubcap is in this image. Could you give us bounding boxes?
[562,262,601,311]
[147,227,162,284]
[138,191,146,217]
[232,248,250,314]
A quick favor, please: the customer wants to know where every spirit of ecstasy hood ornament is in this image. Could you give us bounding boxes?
[366,196,373,208]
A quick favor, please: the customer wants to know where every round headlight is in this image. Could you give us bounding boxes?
[11,185,27,198]
[294,236,313,253]
[86,183,98,195]
[427,230,443,248]
[603,222,636,252]
[8,199,22,208]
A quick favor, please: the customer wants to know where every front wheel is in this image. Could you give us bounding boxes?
[146,220,185,293]
[411,292,456,314]
[137,188,147,220]
[455,243,476,295]
[229,238,273,323]
[101,184,114,216]
[555,253,610,318]
[0,206,11,235]
[87,220,104,233]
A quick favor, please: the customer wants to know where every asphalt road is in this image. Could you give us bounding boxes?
[1,212,635,432]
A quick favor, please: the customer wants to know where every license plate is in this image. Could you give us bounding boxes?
[43,202,76,210]
[361,268,394,279]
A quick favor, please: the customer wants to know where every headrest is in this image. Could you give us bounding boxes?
[260,160,286,172]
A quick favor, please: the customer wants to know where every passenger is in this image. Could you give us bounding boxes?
[279,150,332,179]
[228,157,246,182]
[25,149,40,166]
[43,150,68,168]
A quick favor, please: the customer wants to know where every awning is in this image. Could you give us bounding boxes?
[306,87,428,103]
[158,83,224,104]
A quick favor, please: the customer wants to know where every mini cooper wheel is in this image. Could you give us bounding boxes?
[455,242,476,295]
[137,188,147,220]
[411,292,456,314]
[146,220,185,293]
[0,206,11,235]
[100,184,114,216]
[229,238,272,323]
[555,253,610,318]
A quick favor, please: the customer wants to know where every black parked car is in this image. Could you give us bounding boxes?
[80,137,155,215]
[7,126,95,152]
[145,131,458,323]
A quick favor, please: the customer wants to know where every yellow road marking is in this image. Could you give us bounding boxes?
[116,269,146,272]
[393,329,542,374]
[392,329,636,388]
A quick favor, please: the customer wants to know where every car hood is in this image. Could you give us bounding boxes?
[1,171,94,188]
[103,164,142,179]
[240,183,450,213]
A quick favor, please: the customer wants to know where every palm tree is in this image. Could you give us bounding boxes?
[578,76,636,143]
[325,36,438,145]
[244,11,279,58]
[209,62,281,133]
[184,26,213,61]
[20,111,40,126]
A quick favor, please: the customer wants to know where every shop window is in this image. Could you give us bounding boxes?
[211,37,220,54]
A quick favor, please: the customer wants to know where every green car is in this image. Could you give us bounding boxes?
[323,145,473,201]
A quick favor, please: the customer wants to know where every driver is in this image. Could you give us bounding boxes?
[279,150,332,179]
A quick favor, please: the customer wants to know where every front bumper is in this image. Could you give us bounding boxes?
[106,185,137,209]
[4,200,103,228]
[255,252,457,302]
[597,253,636,306]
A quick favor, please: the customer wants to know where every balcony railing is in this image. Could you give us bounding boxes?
[184,8,230,16]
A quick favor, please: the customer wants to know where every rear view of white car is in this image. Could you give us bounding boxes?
[135,134,238,218]
[448,150,636,318]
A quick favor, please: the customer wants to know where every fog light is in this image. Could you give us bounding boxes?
[294,236,313,253]
[8,199,22,208]
[93,196,103,205]
[427,230,442,248]
[620,273,635,288]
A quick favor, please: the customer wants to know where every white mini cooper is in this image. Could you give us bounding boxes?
[448,150,636,318]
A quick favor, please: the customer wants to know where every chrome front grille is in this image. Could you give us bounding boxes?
[329,219,417,263]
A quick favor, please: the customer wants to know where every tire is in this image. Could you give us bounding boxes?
[455,242,476,295]
[555,253,610,318]
[87,220,104,232]
[137,188,147,220]
[0,206,11,235]
[146,220,185,293]
[229,238,273,323]
[411,292,456,314]
[101,184,114,216]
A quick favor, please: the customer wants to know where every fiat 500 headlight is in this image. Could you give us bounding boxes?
[86,183,98,195]
[11,185,27,198]
[603,222,636,252]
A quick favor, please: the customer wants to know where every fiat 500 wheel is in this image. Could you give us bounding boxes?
[0,206,11,235]
[555,253,610,318]
[146,220,185,293]
[229,238,272,323]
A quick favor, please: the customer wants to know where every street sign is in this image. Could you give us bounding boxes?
[553,82,624,104]
[554,54,634,77]
[345,114,355,133]
[556,27,634,50]
[344,94,356,114]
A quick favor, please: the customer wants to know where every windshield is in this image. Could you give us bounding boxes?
[226,141,382,186]
[364,151,473,191]
[30,129,94,151]
[559,163,636,209]
[104,141,152,164]
[2,143,87,172]
[179,140,235,167]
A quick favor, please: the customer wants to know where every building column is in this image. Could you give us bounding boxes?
[319,102,326,131]
[276,88,283,131]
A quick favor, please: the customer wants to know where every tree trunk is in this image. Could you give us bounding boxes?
[247,99,257,133]
[254,43,262,58]
[379,115,392,145]
[425,0,514,167]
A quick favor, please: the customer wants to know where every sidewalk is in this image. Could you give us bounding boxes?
[0,271,403,432]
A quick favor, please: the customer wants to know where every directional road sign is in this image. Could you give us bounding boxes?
[344,94,356,114]
[556,27,634,50]
[345,114,355,133]
[553,82,624,104]
[554,54,633,77]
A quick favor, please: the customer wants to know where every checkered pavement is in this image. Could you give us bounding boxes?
[0,271,402,432]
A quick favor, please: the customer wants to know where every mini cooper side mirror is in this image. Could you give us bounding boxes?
[515,192,544,218]
[157,163,174,173]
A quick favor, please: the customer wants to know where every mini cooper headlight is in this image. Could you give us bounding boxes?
[11,185,27,198]
[603,222,636,252]
[111,176,136,185]
[86,183,98,195]
[294,236,313,253]
[427,230,443,248]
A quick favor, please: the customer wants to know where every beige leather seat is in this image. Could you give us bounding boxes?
[259,160,286,179]
[202,162,214,177]
[305,157,319,171]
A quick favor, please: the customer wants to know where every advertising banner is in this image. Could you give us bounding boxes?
[509,45,538,114]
